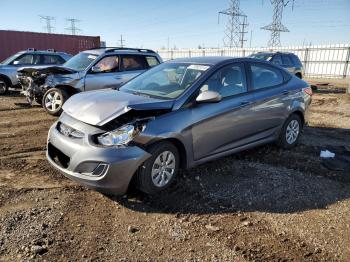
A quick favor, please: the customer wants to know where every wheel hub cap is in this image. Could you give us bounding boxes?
[45,91,62,112]
[151,151,176,187]
[286,120,300,144]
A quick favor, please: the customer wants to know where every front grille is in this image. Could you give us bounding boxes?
[48,143,70,169]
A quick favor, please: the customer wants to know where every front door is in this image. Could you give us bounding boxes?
[84,55,125,91]
[191,63,257,160]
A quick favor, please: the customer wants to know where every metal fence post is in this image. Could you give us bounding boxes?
[343,46,350,78]
[304,47,309,77]
[171,50,173,60]
[189,50,191,58]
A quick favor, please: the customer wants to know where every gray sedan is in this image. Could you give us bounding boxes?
[46,56,312,195]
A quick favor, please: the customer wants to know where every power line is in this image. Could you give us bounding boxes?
[65,18,81,35]
[39,15,55,33]
[261,0,294,47]
[219,0,248,48]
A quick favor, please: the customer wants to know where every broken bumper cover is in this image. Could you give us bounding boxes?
[46,124,151,195]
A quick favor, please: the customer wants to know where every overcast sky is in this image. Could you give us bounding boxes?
[1,0,349,48]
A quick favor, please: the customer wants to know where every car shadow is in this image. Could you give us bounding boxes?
[111,126,350,215]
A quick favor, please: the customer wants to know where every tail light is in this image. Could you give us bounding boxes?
[302,87,313,96]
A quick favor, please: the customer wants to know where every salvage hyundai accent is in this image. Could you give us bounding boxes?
[46,57,312,195]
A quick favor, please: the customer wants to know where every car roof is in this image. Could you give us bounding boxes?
[166,56,265,65]
[81,47,158,56]
[253,51,295,56]
[18,50,69,56]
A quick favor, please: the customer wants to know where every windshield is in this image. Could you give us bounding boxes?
[1,53,22,65]
[63,52,98,71]
[249,54,273,61]
[119,62,211,99]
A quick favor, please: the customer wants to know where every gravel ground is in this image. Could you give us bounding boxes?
[0,88,349,261]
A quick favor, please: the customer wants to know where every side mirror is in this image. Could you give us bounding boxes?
[196,90,222,103]
[91,66,103,73]
[13,61,19,65]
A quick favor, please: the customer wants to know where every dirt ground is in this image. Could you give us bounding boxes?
[0,85,349,261]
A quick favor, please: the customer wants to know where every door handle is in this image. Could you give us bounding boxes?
[282,90,290,95]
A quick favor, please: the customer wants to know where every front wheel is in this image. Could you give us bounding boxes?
[135,142,180,194]
[277,114,302,149]
[0,78,9,95]
[43,88,69,116]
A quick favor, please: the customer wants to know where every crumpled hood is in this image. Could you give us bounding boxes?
[63,89,174,126]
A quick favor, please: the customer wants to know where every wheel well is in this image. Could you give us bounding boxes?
[0,74,12,87]
[146,138,187,169]
[291,111,305,126]
[55,85,79,96]
[295,72,302,79]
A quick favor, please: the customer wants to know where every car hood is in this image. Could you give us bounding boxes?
[17,66,77,75]
[63,89,174,126]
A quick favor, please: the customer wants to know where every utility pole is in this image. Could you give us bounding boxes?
[39,15,55,33]
[219,0,248,48]
[118,35,125,48]
[65,18,81,35]
[261,0,294,47]
[239,15,248,48]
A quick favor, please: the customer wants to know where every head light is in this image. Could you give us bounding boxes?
[97,125,135,147]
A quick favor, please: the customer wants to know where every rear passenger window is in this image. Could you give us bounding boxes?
[251,64,284,90]
[272,55,282,65]
[145,56,160,67]
[200,64,247,98]
[281,55,293,66]
[122,55,147,71]
[42,55,65,65]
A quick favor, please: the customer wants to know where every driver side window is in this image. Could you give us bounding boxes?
[200,64,247,98]
[93,56,119,73]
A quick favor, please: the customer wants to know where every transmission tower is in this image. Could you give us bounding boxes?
[65,18,82,35]
[219,0,248,48]
[261,0,294,47]
[39,15,55,33]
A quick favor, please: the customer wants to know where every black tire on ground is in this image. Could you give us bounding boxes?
[42,88,69,116]
[135,141,180,194]
[277,114,303,149]
[0,77,9,95]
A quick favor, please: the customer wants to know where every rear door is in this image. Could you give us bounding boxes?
[191,62,258,160]
[248,62,291,135]
[119,54,150,83]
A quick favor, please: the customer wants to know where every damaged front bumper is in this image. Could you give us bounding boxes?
[46,118,151,195]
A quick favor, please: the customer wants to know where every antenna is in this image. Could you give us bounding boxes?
[261,0,294,47]
[39,15,55,33]
[65,18,82,35]
[219,0,248,48]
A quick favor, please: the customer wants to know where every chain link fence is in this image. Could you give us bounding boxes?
[156,44,350,79]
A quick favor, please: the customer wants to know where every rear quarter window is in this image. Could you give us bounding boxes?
[250,64,284,90]
[290,55,302,67]
[145,56,160,67]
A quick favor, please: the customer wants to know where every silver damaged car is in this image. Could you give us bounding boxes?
[47,57,312,195]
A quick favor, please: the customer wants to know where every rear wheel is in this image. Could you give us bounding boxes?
[0,78,9,95]
[277,114,302,149]
[43,88,69,116]
[135,141,179,194]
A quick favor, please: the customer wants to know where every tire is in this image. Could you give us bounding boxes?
[277,114,302,149]
[135,141,180,194]
[0,78,9,95]
[42,88,69,116]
